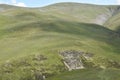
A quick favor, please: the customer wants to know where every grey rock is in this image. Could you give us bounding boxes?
[59,50,84,71]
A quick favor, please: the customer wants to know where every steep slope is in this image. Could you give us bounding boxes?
[0,3,120,80]
[104,6,120,34]
[40,2,111,25]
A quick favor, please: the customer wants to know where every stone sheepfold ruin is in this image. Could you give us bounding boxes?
[59,50,93,71]
[59,50,94,71]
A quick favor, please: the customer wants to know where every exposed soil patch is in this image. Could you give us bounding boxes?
[94,14,111,25]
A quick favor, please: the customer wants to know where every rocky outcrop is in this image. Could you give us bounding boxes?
[34,71,46,80]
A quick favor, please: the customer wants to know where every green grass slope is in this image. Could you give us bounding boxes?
[0,3,120,80]
[48,69,120,80]
[40,2,110,24]
[104,6,120,34]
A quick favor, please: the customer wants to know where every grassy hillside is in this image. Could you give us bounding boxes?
[48,68,120,80]
[40,2,110,24]
[0,3,120,80]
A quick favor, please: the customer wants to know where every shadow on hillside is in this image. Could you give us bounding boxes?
[4,20,120,54]
[116,26,120,34]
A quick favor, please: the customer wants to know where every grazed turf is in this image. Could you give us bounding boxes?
[0,3,120,80]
